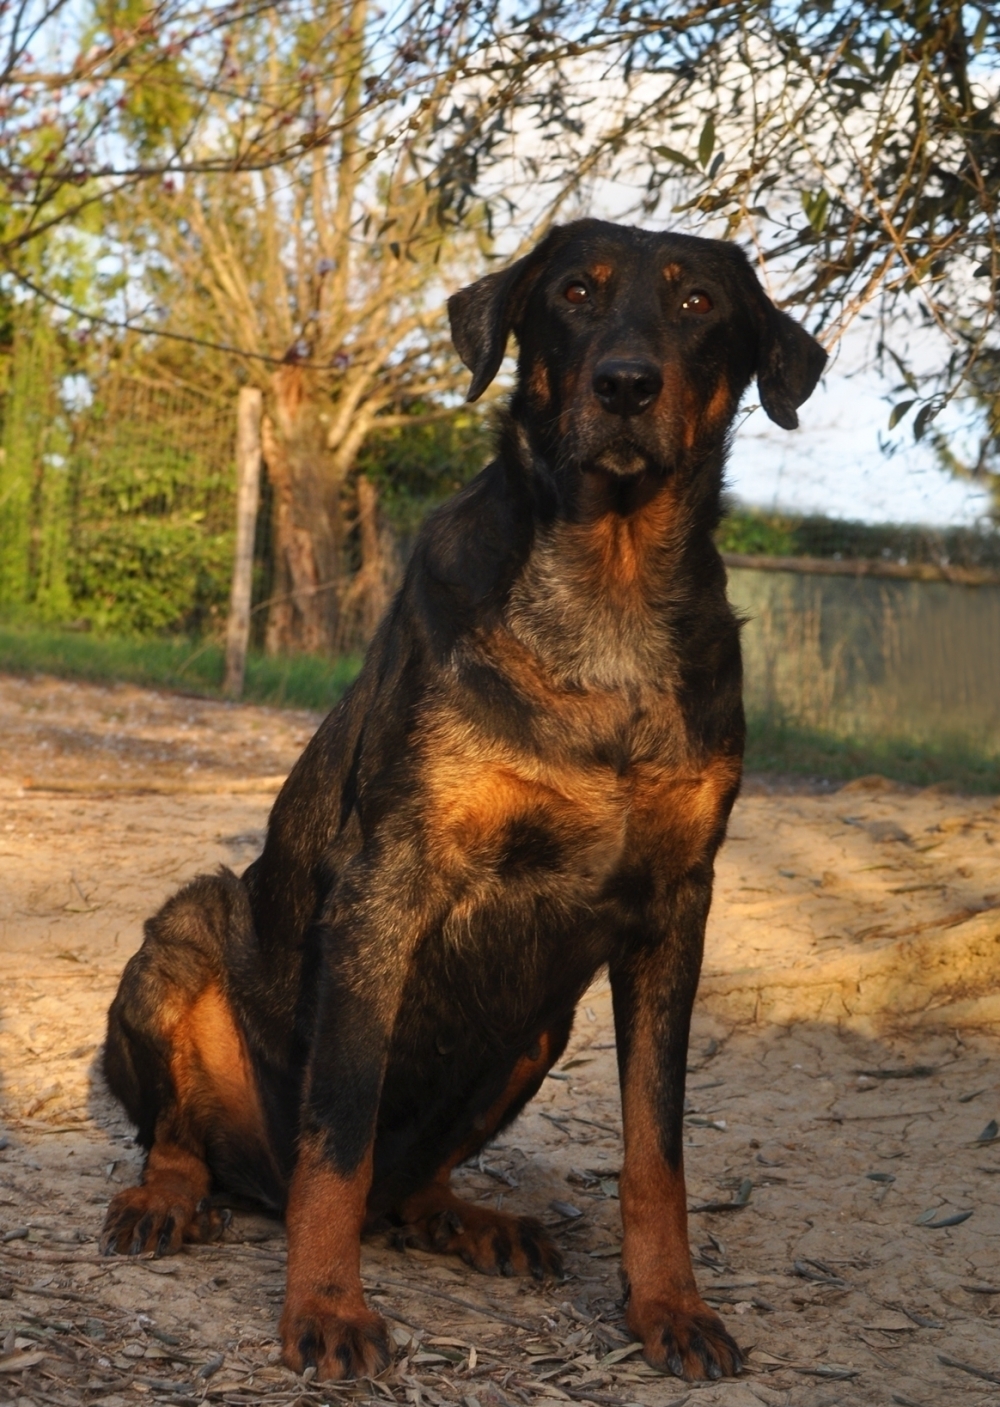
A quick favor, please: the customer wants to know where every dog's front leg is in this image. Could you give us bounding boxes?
[279,900,417,1382]
[610,875,743,1381]
[280,1135,386,1380]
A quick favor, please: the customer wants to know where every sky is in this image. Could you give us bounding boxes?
[479,37,999,531]
[728,350,994,527]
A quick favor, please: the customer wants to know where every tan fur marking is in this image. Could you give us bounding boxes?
[100,1139,217,1255]
[441,1031,554,1171]
[557,367,581,439]
[654,363,702,452]
[144,1140,211,1202]
[528,357,551,407]
[284,1137,370,1307]
[396,1032,562,1278]
[681,380,703,449]
[619,1091,696,1311]
[673,373,732,450]
[398,1174,561,1278]
[280,1137,388,1379]
[662,262,683,282]
[589,262,614,285]
[619,1006,740,1377]
[567,478,682,600]
[424,749,627,889]
[169,982,269,1147]
[102,980,275,1258]
[705,375,731,426]
[628,752,741,877]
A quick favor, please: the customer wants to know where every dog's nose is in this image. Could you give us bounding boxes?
[592,359,663,417]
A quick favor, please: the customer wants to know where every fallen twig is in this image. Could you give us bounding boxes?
[539,1111,620,1137]
[372,1277,539,1332]
[7,1279,89,1303]
[938,1353,1000,1385]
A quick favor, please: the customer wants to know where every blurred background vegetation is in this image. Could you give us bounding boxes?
[0,0,998,786]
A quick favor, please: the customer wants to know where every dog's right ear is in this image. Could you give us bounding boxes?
[448,233,561,402]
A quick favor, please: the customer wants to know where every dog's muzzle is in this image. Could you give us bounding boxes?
[592,358,663,418]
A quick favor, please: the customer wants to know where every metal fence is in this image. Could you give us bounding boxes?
[728,560,1000,751]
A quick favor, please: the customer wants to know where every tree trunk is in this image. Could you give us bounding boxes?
[337,473,395,652]
[224,387,263,697]
[262,364,341,655]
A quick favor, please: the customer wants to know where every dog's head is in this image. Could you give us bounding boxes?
[448,219,827,476]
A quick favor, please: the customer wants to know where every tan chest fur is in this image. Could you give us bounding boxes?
[418,486,738,908]
[418,642,738,901]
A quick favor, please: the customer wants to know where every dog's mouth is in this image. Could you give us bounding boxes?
[589,440,653,477]
[577,419,668,478]
[556,391,678,477]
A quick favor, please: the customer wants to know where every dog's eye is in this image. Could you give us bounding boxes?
[564,283,589,305]
[682,290,713,314]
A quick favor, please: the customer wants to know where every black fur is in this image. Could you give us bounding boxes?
[102,219,825,1382]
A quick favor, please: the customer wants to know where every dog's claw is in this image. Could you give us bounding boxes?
[280,1301,391,1382]
[398,1195,563,1281]
[100,1184,220,1258]
[634,1302,742,1381]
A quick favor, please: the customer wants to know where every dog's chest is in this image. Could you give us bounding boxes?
[420,661,727,905]
[504,515,685,692]
[419,512,734,902]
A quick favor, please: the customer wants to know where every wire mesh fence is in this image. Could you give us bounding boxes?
[0,317,407,651]
[64,374,238,635]
[0,313,238,636]
[730,565,1000,753]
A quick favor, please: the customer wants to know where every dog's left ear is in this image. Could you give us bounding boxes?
[756,304,828,430]
[449,231,562,402]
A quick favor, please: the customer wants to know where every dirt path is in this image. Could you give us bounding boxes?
[1,671,999,1407]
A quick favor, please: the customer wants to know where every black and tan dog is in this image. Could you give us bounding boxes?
[100,220,825,1382]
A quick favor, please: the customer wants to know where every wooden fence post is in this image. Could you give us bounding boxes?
[224,387,263,699]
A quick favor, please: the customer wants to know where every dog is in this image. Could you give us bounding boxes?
[100,219,825,1383]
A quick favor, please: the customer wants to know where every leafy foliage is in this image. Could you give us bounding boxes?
[929,346,1000,521]
[717,505,1000,569]
[436,2,1000,498]
[67,521,232,635]
[0,312,71,618]
[2,0,999,644]
[355,407,494,539]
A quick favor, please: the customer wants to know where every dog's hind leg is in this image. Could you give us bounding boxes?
[396,1018,572,1279]
[101,871,283,1256]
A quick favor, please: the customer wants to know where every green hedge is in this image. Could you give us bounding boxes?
[67,520,233,636]
[717,506,1000,570]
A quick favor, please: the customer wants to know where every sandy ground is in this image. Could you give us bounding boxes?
[1,671,999,1407]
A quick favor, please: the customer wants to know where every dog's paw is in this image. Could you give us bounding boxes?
[451,1211,564,1281]
[399,1199,563,1281]
[100,1188,226,1257]
[628,1299,742,1380]
[279,1299,391,1381]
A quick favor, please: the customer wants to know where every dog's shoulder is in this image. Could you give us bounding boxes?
[404,450,538,658]
[252,446,535,900]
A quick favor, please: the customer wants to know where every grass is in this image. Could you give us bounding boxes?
[746,713,1000,793]
[2,621,997,791]
[0,620,360,712]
